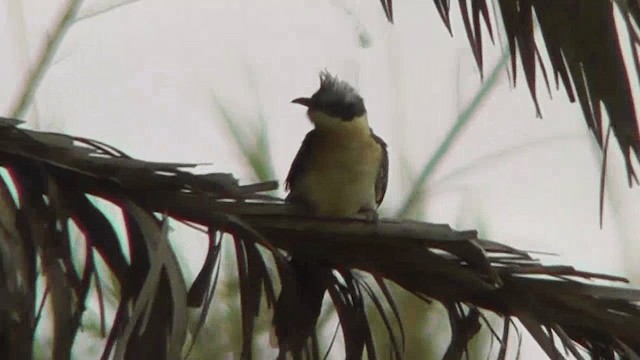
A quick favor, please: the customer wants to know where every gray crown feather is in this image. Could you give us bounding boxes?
[310,71,366,120]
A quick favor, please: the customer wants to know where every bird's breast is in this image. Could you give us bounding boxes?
[297,133,382,217]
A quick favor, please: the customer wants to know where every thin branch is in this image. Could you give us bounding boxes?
[74,0,140,23]
[9,0,85,119]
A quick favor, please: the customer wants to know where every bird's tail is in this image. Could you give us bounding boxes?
[273,255,332,357]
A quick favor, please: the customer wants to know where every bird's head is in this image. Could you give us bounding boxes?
[292,71,368,133]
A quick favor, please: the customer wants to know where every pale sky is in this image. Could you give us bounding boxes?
[2,0,639,359]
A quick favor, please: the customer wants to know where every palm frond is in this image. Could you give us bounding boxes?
[1,117,639,359]
[382,0,640,188]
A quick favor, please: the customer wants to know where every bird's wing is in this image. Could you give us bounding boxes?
[371,131,388,206]
[285,130,318,195]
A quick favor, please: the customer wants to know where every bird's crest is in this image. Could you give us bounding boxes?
[310,71,366,120]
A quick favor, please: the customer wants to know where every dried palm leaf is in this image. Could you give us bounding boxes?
[1,118,639,359]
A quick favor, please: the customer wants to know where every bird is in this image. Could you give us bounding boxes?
[273,71,388,355]
[285,71,388,219]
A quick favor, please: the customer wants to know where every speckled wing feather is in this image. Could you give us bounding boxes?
[371,130,388,206]
[285,130,317,201]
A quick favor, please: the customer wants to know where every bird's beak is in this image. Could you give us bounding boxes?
[291,97,313,108]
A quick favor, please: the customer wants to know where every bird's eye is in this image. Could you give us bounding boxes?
[324,103,350,120]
